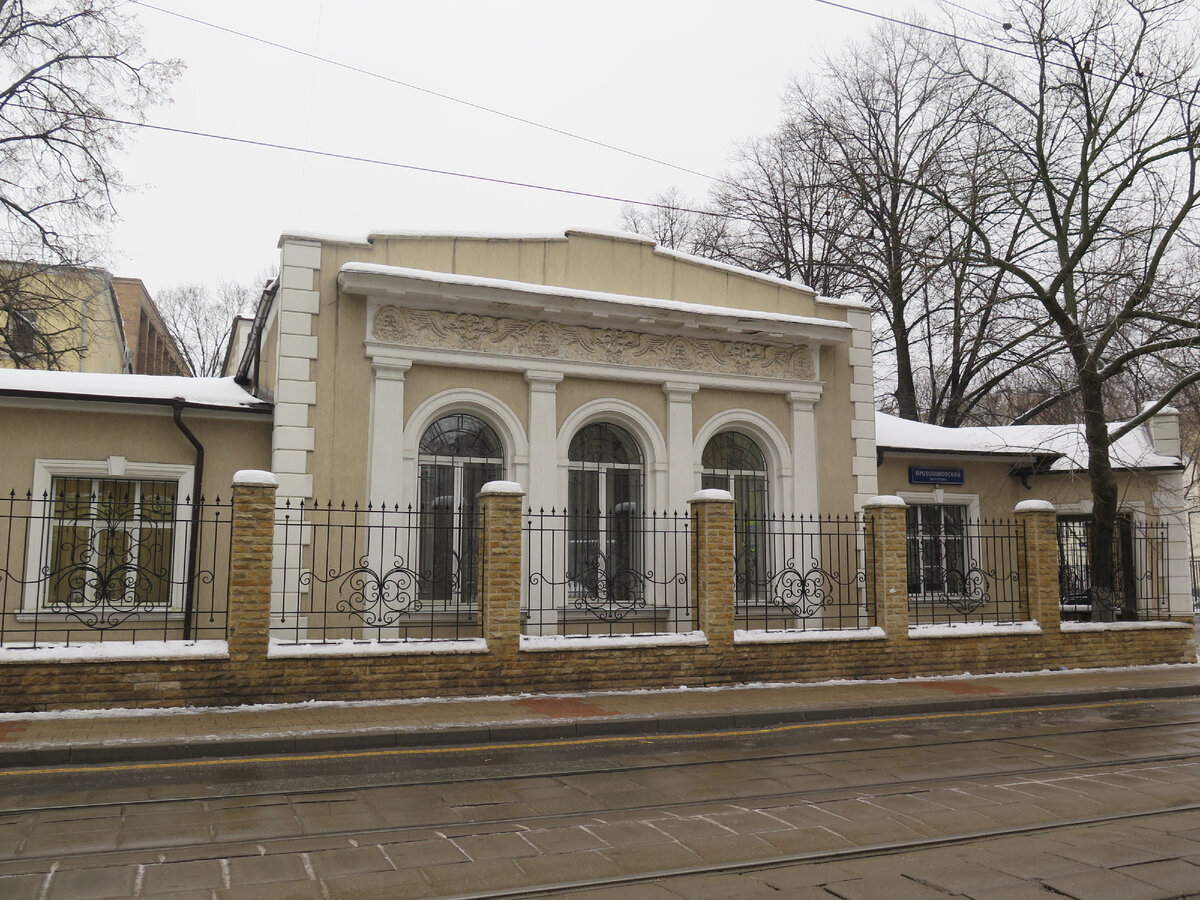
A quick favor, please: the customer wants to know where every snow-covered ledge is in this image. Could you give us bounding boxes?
[1061,620,1190,633]
[479,480,525,496]
[0,640,228,664]
[909,621,1042,639]
[268,637,488,657]
[736,626,886,644]
[233,469,279,487]
[520,632,707,652]
[690,488,733,502]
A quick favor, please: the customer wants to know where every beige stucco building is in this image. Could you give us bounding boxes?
[229,229,879,518]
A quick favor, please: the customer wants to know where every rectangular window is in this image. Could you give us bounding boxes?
[906,503,967,596]
[44,477,179,611]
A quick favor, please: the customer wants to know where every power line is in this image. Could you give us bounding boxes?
[811,0,1190,103]
[14,102,742,222]
[128,0,730,188]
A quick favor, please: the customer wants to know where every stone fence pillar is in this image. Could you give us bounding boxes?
[1014,500,1061,630]
[690,489,735,650]
[228,470,278,664]
[863,496,909,635]
[479,481,525,659]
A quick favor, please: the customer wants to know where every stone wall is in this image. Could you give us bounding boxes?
[0,482,1192,712]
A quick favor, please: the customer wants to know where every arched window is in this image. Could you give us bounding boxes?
[702,431,769,604]
[567,423,645,604]
[418,413,503,607]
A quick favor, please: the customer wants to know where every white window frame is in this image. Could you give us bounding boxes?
[23,457,195,615]
[898,490,980,603]
[566,423,647,604]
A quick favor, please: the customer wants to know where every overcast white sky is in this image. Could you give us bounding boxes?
[105,0,953,296]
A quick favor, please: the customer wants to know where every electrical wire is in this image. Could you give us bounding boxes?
[11,102,742,222]
[128,0,730,188]
[811,0,1191,103]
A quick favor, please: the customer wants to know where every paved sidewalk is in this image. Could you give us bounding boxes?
[2,663,1200,768]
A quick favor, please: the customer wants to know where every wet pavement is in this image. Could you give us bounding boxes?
[2,662,1200,767]
[5,691,1200,897]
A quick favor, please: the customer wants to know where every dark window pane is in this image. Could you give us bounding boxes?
[568,422,642,465]
[419,414,502,458]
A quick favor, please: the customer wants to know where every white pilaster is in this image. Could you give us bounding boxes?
[846,308,879,508]
[788,392,820,517]
[525,370,563,512]
[272,238,321,508]
[664,382,700,515]
[367,354,412,506]
[1152,468,1193,618]
[272,238,321,635]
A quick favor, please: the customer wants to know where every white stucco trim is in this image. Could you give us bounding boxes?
[273,238,321,509]
[362,343,820,396]
[24,458,196,615]
[402,388,530,509]
[896,489,981,520]
[557,397,670,513]
[693,409,793,516]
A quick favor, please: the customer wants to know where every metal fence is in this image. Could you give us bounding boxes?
[0,488,231,648]
[734,514,872,632]
[524,508,690,637]
[274,500,484,644]
[906,517,1027,626]
[1057,517,1171,621]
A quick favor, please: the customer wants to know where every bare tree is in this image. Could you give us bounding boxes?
[927,0,1200,615]
[684,25,1052,427]
[0,0,179,364]
[156,278,265,378]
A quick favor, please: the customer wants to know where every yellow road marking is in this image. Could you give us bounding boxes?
[3,694,1195,778]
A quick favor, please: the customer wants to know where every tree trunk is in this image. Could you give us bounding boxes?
[1078,368,1123,622]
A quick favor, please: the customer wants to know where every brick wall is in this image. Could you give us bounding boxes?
[0,483,1192,712]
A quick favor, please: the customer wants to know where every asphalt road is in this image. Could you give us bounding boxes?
[5,697,1200,898]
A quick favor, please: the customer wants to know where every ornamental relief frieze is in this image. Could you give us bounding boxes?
[370,305,815,380]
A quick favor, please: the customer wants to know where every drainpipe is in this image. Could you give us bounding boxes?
[172,400,205,641]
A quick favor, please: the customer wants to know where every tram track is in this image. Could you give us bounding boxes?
[458,801,1200,899]
[5,701,1200,898]
[5,700,1200,817]
[3,738,1200,869]
[3,766,1199,895]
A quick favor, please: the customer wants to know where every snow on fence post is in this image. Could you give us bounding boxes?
[1014,500,1060,631]
[229,470,278,665]
[863,496,910,636]
[689,489,735,650]
[479,481,524,658]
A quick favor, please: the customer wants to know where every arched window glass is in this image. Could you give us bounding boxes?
[568,423,642,466]
[567,422,645,606]
[701,431,765,473]
[702,431,769,605]
[419,414,503,459]
[417,414,503,609]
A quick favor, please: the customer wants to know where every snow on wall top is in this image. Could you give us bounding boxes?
[279,226,864,306]
[0,370,268,411]
[341,262,852,334]
[875,412,1180,471]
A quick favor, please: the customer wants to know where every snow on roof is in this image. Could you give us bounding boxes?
[282,226,856,305]
[340,262,852,334]
[875,411,1180,471]
[0,370,268,411]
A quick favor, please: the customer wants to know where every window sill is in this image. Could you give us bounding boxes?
[14,611,183,624]
[0,640,228,663]
[521,631,707,652]
[908,621,1042,639]
[1060,620,1190,632]
[268,637,488,657]
[735,626,886,644]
